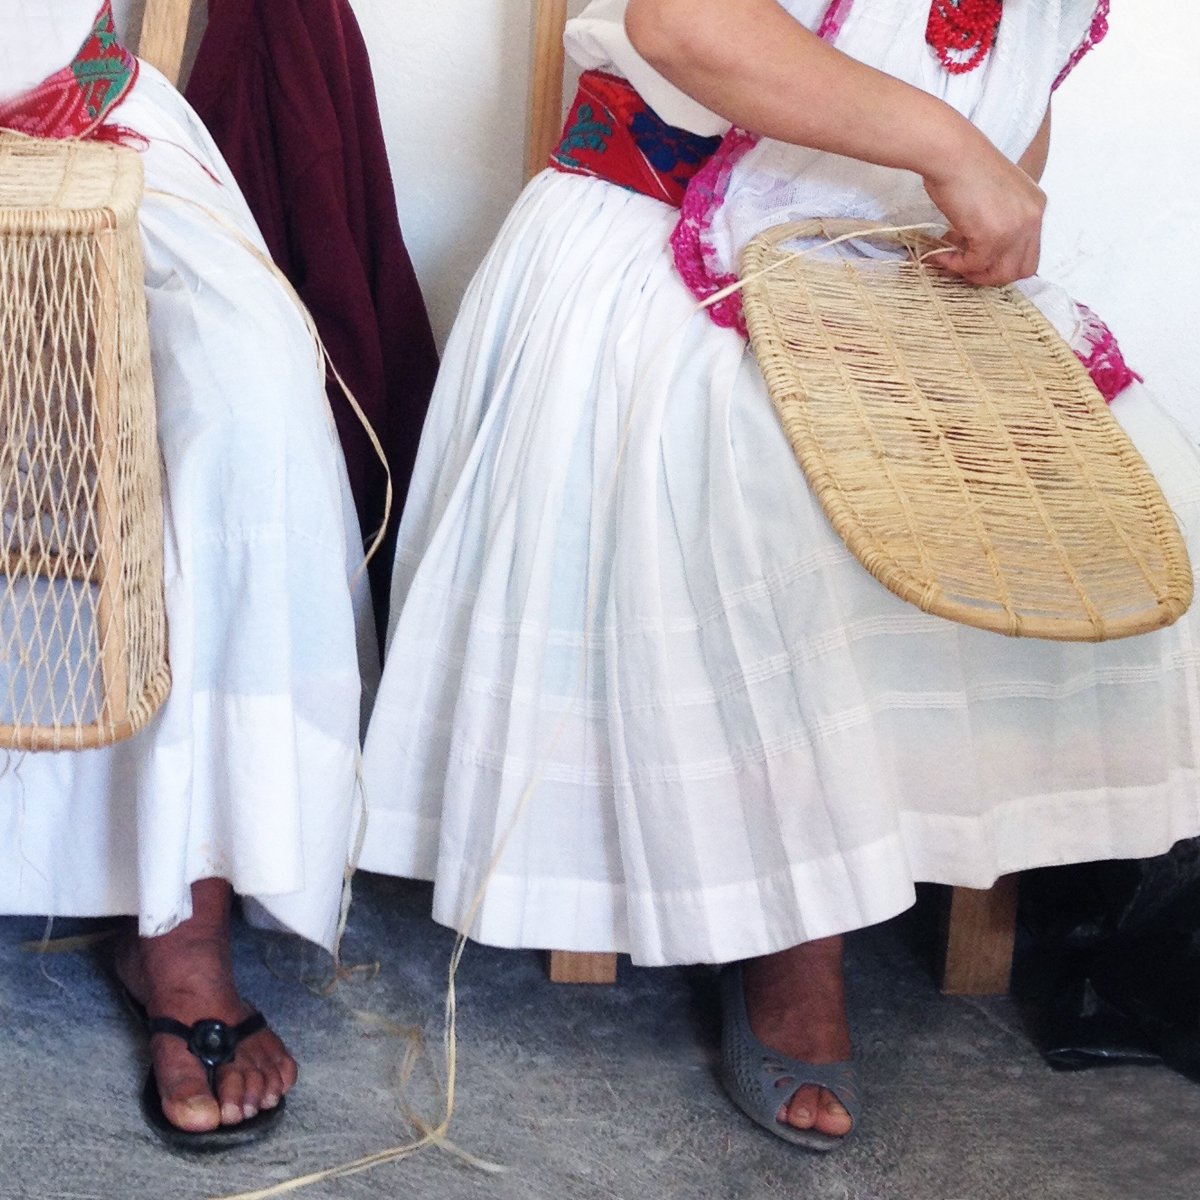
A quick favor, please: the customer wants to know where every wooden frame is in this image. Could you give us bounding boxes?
[527,0,568,181]
[137,0,196,88]
[940,878,1020,996]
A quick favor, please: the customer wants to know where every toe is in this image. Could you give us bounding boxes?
[257,1060,282,1110]
[238,1065,266,1119]
[260,1051,293,1109]
[163,1089,222,1134]
[216,1064,247,1126]
[153,1049,221,1133]
[276,1048,299,1094]
[779,1083,822,1131]
[814,1088,853,1138]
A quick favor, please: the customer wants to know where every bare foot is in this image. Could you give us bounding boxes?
[115,878,298,1134]
[741,937,854,1139]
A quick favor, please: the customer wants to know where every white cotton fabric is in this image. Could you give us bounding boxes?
[360,1,1200,967]
[0,61,372,950]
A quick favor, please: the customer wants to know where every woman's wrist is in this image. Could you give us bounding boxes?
[905,97,990,187]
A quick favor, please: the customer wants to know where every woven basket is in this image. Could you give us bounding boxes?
[740,219,1193,642]
[0,134,169,749]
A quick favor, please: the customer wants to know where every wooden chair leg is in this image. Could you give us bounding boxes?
[547,951,618,984]
[939,876,1019,996]
[527,0,568,182]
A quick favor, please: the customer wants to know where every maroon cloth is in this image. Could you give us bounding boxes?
[186,0,438,630]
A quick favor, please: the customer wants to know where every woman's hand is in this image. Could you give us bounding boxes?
[626,0,1049,287]
[923,137,1046,287]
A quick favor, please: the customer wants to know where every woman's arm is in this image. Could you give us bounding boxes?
[1017,107,1052,183]
[625,0,1046,286]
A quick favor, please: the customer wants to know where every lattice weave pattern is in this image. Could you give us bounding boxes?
[741,220,1193,642]
[0,135,169,749]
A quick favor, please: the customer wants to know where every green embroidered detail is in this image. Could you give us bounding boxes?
[556,103,615,170]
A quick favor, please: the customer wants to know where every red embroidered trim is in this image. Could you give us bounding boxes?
[0,2,140,142]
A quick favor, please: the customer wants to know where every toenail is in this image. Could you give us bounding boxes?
[243,1104,258,1120]
[263,1093,279,1109]
[221,1103,242,1123]
[791,1107,812,1123]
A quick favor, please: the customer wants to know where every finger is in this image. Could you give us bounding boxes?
[934,247,994,283]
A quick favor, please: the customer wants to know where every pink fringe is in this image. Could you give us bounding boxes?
[816,0,855,40]
[1053,0,1111,91]
[1074,303,1141,403]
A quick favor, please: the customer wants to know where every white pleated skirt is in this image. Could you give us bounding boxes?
[361,170,1200,967]
[0,67,372,951]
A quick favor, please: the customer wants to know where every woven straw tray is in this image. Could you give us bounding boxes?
[740,219,1192,642]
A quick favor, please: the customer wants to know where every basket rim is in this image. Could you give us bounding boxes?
[0,133,143,225]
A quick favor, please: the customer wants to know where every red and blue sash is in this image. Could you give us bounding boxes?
[550,70,720,209]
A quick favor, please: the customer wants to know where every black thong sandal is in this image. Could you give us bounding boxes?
[137,1007,288,1152]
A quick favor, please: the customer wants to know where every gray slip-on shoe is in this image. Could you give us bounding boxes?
[720,962,860,1151]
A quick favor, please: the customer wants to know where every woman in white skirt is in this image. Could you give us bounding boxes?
[0,1,371,1145]
[362,0,1200,1147]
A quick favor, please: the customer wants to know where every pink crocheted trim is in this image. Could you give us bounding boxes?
[816,0,855,40]
[1053,0,1110,91]
[668,129,758,332]
[1073,302,1141,404]
[669,5,849,331]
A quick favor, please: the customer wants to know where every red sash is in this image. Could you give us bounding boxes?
[549,70,721,209]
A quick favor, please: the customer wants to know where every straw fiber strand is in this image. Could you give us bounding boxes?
[0,134,169,749]
[741,219,1192,642]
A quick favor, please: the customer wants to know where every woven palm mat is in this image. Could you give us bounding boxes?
[0,134,169,748]
[740,219,1193,641]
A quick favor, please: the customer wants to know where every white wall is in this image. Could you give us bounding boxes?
[111,1,1197,426]
[353,0,557,345]
[1041,10,1200,426]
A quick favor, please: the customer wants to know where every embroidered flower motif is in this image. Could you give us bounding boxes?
[555,103,615,170]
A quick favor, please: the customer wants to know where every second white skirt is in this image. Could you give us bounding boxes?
[361,171,1200,967]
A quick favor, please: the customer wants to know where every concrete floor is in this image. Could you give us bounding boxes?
[1,874,1197,1200]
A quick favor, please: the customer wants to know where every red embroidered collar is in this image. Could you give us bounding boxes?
[0,2,138,140]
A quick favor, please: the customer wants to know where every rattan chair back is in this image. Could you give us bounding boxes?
[0,134,170,748]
